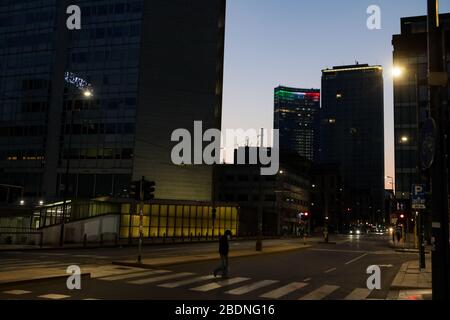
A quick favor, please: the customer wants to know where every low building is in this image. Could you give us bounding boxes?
[33,199,239,246]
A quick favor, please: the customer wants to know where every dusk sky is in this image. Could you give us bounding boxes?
[222,0,450,187]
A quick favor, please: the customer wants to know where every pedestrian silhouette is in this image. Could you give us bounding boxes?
[396,226,402,243]
[214,230,231,279]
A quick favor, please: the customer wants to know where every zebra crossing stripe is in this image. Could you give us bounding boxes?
[128,272,195,285]
[190,277,250,292]
[298,285,340,300]
[344,288,373,300]
[38,294,70,300]
[3,290,32,295]
[226,280,279,296]
[159,275,215,288]
[260,282,309,299]
[98,269,170,281]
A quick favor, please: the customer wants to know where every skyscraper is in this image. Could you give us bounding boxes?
[0,0,226,203]
[393,14,450,205]
[319,64,385,220]
[274,86,320,161]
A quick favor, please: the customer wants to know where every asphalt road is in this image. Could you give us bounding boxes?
[0,234,416,300]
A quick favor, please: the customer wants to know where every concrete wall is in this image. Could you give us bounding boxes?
[40,214,120,246]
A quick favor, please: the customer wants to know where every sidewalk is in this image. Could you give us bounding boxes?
[390,259,432,300]
[113,239,314,268]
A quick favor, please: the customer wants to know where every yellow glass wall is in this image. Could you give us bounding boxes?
[119,203,239,239]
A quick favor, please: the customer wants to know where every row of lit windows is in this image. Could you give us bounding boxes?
[119,204,238,239]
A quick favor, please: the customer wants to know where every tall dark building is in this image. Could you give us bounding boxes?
[393,14,450,206]
[319,64,385,221]
[274,86,320,161]
[0,0,226,203]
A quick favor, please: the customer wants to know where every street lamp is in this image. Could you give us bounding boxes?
[392,66,404,78]
[59,86,94,247]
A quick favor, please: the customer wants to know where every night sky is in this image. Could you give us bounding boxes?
[222,0,450,187]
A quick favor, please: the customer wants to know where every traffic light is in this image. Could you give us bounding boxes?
[129,179,156,201]
[129,180,141,201]
[142,180,156,201]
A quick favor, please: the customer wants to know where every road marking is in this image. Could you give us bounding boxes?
[3,290,32,295]
[226,280,279,296]
[298,285,340,300]
[345,253,368,265]
[191,277,250,292]
[344,288,373,300]
[324,267,337,274]
[159,275,215,288]
[309,248,367,254]
[38,294,70,300]
[98,269,171,281]
[260,282,308,299]
[379,264,394,268]
[303,278,312,282]
[128,272,194,285]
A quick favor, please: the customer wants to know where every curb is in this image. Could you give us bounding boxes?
[0,237,286,253]
[112,244,312,268]
[0,273,91,289]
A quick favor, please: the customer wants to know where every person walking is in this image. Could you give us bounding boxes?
[214,230,231,278]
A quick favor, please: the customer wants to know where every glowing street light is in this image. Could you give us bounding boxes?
[400,136,409,143]
[392,66,404,78]
[83,89,93,98]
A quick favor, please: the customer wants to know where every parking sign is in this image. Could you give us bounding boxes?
[411,184,426,210]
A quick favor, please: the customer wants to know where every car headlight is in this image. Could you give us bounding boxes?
[356,230,361,235]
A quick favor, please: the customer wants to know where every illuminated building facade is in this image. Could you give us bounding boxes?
[320,64,385,221]
[0,0,226,203]
[274,86,320,161]
[393,14,450,205]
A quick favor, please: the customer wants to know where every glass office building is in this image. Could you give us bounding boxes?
[0,0,226,203]
[274,86,320,161]
[320,64,385,221]
[393,14,450,205]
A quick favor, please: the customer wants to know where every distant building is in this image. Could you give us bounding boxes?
[319,64,385,222]
[274,86,320,161]
[0,0,226,203]
[218,147,311,236]
[310,164,343,232]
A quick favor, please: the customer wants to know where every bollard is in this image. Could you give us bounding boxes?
[83,234,87,247]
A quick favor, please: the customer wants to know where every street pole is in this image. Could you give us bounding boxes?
[255,168,263,251]
[414,73,427,268]
[256,130,264,251]
[427,0,450,300]
[138,176,144,264]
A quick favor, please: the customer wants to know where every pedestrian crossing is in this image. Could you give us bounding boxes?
[0,262,388,300]
[92,267,384,300]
